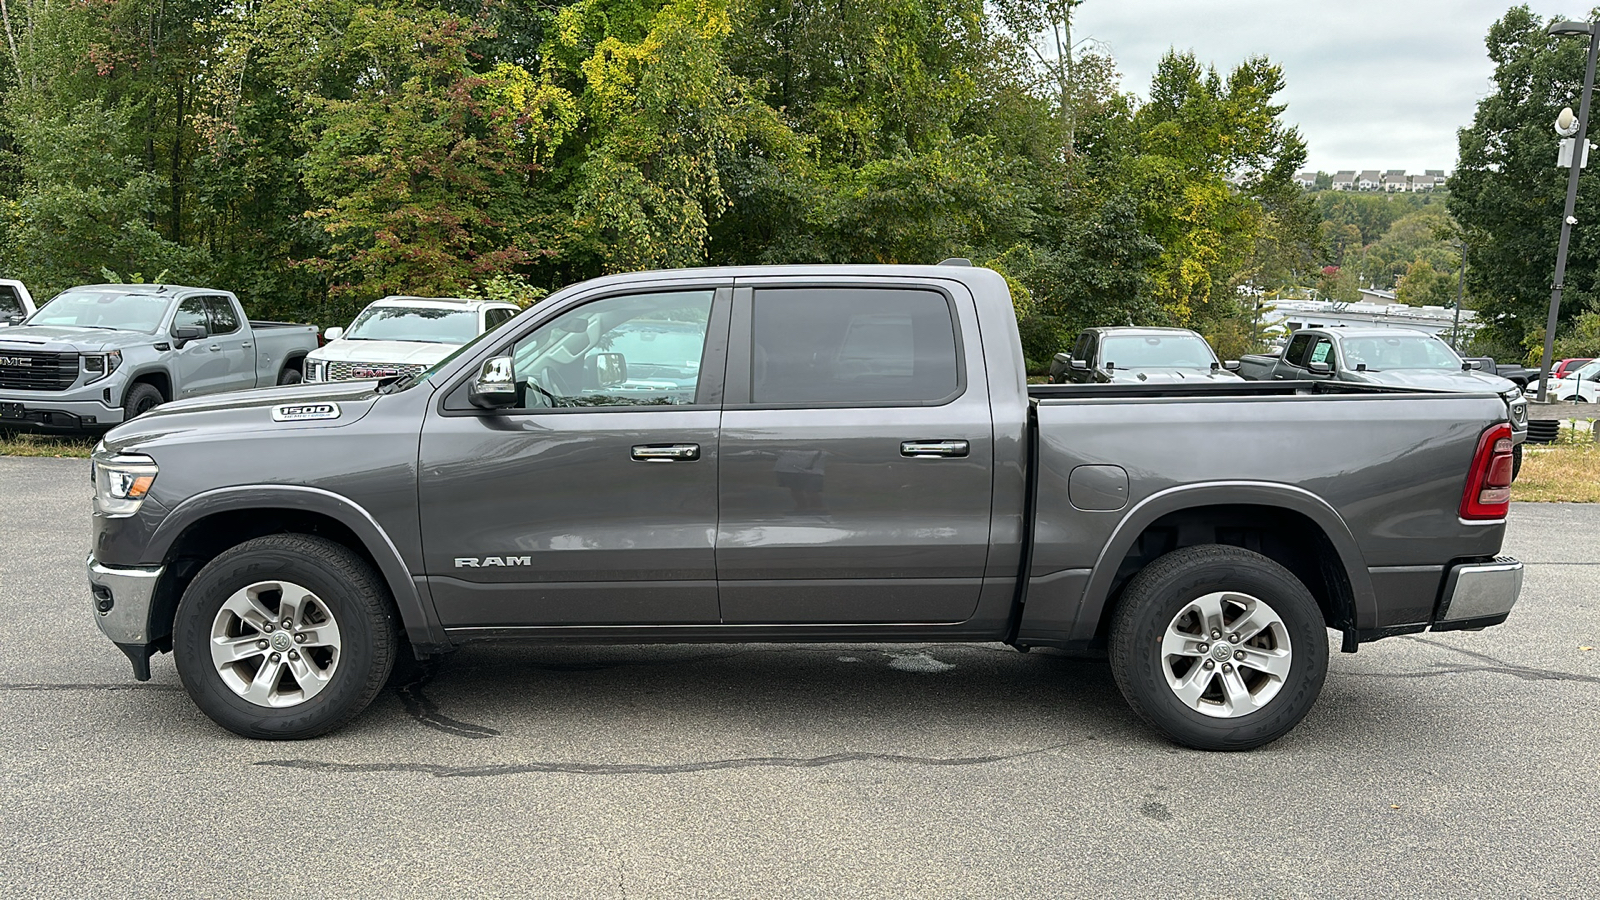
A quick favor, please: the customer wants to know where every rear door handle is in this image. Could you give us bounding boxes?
[901,440,969,458]
[632,444,700,462]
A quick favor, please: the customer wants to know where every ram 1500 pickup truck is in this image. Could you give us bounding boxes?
[86,264,1525,750]
[0,284,318,430]
[1239,326,1529,476]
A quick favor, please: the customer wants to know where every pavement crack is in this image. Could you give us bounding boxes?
[1375,637,1600,684]
[394,660,501,739]
[253,742,1071,778]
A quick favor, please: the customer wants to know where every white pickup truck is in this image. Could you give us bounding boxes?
[303,296,520,383]
[0,279,37,327]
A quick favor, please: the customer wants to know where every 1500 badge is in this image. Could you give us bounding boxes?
[271,402,341,422]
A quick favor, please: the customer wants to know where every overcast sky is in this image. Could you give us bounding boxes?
[1073,1,1583,173]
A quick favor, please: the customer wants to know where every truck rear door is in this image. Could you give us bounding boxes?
[715,278,995,624]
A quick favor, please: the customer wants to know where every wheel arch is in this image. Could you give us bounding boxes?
[145,486,448,655]
[125,368,173,402]
[1075,483,1375,645]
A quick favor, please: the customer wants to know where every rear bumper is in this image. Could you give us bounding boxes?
[1432,556,1523,632]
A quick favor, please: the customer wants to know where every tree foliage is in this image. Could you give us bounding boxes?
[0,0,1316,362]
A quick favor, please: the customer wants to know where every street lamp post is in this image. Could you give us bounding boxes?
[1537,20,1600,403]
[1452,240,1465,350]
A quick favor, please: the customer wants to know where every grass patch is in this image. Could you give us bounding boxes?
[0,431,96,458]
[1517,429,1600,502]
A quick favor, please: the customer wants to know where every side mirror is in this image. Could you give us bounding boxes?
[1069,358,1088,371]
[469,356,518,409]
[586,351,627,389]
[1104,361,1115,371]
[171,324,206,348]
[1222,360,1241,371]
[4,314,23,326]
[1461,361,1476,372]
[324,326,345,342]
[1307,361,1332,375]
[1356,362,1368,372]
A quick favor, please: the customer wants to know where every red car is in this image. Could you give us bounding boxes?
[1554,358,1594,379]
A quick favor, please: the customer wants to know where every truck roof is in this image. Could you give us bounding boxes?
[1083,326,1205,336]
[1303,326,1442,339]
[65,284,225,296]
[367,295,515,310]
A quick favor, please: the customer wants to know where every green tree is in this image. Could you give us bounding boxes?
[1451,5,1600,353]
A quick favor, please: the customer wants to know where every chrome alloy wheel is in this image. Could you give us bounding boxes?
[1159,591,1292,718]
[208,580,342,708]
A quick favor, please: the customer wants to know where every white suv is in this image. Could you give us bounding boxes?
[304,296,520,383]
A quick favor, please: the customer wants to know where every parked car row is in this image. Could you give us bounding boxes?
[0,281,518,431]
[1531,357,1600,402]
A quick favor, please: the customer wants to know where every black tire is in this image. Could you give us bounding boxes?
[1512,442,1523,482]
[1109,544,1329,751]
[122,382,163,420]
[173,534,399,739]
[277,365,303,385]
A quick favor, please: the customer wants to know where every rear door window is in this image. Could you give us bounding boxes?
[749,287,960,405]
[205,297,240,335]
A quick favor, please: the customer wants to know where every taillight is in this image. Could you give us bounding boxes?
[1460,423,1515,520]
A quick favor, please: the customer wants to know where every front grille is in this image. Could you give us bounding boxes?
[0,350,79,390]
[326,360,427,382]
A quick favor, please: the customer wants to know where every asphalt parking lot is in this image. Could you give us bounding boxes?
[1,456,1596,897]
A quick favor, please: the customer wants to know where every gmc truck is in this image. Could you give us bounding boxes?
[86,263,1525,751]
[0,284,318,431]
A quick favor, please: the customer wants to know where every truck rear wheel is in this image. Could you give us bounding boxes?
[1109,544,1328,751]
[172,534,399,739]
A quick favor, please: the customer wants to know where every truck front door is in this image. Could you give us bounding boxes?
[715,280,995,624]
[170,296,229,398]
[203,296,257,392]
[417,285,731,628]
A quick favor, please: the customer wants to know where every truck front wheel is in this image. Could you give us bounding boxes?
[172,534,399,739]
[1109,544,1328,751]
[122,382,163,419]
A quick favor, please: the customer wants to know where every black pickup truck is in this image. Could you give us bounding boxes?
[86,263,1524,750]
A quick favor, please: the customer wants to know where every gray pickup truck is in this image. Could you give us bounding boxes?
[0,284,317,431]
[1239,327,1530,475]
[86,264,1524,750]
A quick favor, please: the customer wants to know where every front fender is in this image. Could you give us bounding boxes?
[147,484,449,652]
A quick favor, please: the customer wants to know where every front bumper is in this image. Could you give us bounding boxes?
[1432,556,1523,632]
[1,391,124,430]
[87,553,165,679]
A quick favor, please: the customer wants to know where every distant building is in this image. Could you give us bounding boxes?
[1357,169,1382,190]
[1411,174,1441,191]
[1425,169,1446,178]
[1382,172,1410,192]
[1295,171,1318,189]
[1331,170,1357,191]
[1359,288,1399,305]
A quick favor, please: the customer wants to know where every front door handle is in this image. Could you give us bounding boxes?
[208,344,221,352]
[241,341,252,349]
[901,440,969,458]
[632,443,700,462]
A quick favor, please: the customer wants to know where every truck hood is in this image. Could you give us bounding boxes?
[309,339,458,366]
[0,325,153,352]
[102,381,385,453]
[1107,367,1243,383]
[1350,369,1517,394]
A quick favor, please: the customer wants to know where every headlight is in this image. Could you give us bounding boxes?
[83,350,123,384]
[305,359,326,382]
[93,454,158,517]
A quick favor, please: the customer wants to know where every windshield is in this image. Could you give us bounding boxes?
[1100,333,1218,369]
[346,306,479,344]
[27,290,170,333]
[1340,334,1461,371]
